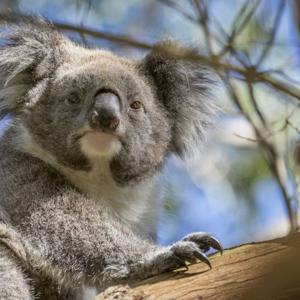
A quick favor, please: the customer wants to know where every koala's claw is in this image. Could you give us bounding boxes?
[170,240,212,270]
[183,232,223,255]
[192,250,211,269]
[173,255,189,271]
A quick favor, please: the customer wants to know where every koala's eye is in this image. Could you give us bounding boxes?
[130,101,142,110]
[66,93,81,105]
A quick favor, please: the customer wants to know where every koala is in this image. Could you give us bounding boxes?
[0,17,222,300]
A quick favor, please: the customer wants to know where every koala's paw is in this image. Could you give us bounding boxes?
[169,233,222,270]
[111,233,222,283]
[139,232,222,279]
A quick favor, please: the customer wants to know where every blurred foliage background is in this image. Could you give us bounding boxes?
[1,0,300,248]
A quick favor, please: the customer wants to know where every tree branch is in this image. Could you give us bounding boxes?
[95,233,300,300]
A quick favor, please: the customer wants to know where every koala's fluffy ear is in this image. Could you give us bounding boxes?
[141,41,218,159]
[0,16,65,118]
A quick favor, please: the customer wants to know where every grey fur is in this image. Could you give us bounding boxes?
[0,18,219,300]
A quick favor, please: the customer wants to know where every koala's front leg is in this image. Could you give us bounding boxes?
[19,192,222,290]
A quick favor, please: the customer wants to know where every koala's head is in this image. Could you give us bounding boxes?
[0,17,217,185]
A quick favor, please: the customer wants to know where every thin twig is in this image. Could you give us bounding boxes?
[246,79,267,127]
[157,0,197,24]
[218,0,261,57]
[192,0,213,54]
[256,0,285,67]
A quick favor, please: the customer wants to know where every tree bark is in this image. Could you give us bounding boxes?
[95,232,300,300]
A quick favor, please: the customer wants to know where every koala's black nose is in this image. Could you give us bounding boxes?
[90,91,121,131]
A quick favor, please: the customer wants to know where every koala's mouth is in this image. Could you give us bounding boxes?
[78,130,122,157]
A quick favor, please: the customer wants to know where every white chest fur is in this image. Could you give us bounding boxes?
[19,125,160,237]
[61,158,159,229]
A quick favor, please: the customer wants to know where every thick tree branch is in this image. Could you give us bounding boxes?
[95,233,300,300]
